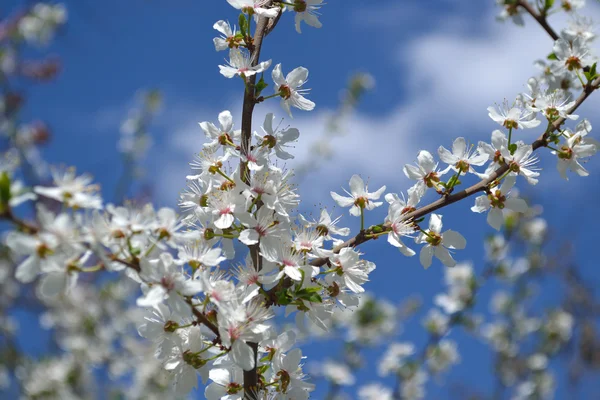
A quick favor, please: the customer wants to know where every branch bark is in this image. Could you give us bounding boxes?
[238,3,277,398]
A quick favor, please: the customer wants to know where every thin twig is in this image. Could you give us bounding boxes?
[518,0,559,41]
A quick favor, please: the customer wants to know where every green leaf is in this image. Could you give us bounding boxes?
[0,172,11,213]
[372,225,383,233]
[306,293,323,303]
[238,14,248,37]
[276,289,292,306]
[295,287,323,303]
[296,288,323,303]
[544,0,555,11]
[547,52,558,61]
[255,74,268,97]
[586,62,598,82]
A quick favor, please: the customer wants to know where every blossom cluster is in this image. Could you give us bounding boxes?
[1,1,599,399]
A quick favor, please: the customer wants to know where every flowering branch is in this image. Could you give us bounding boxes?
[310,75,600,269]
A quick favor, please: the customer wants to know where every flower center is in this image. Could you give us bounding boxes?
[558,146,573,160]
[277,370,291,393]
[36,243,53,258]
[161,276,175,291]
[220,207,233,215]
[488,190,507,209]
[163,320,179,333]
[424,172,440,188]
[255,225,268,237]
[279,85,292,100]
[426,232,442,246]
[227,383,243,395]
[493,150,504,164]
[316,224,329,236]
[218,132,233,145]
[354,197,368,209]
[226,36,241,49]
[294,0,307,12]
[263,134,277,148]
[455,160,470,174]
[503,119,519,130]
[566,56,582,71]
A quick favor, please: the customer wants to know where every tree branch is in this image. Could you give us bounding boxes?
[185,298,220,337]
[238,3,277,398]
[518,0,559,41]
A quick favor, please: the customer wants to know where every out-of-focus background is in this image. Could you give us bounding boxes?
[3,0,600,398]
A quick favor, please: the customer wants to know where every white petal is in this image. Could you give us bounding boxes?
[442,230,466,249]
[471,195,491,213]
[286,67,309,88]
[284,265,302,281]
[420,246,434,269]
[438,146,457,165]
[15,256,40,283]
[505,198,528,213]
[213,20,232,36]
[136,286,167,307]
[417,150,436,172]
[330,192,354,208]
[434,246,456,267]
[239,229,259,245]
[272,63,285,86]
[39,272,66,298]
[487,209,504,231]
[218,110,234,132]
[214,213,234,230]
[452,137,467,157]
[209,368,231,386]
[404,164,423,180]
[348,175,365,196]
[429,214,443,233]
[232,340,255,371]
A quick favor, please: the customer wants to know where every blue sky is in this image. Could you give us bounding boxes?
[6,0,600,398]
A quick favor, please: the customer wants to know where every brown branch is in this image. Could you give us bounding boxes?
[1,209,39,234]
[310,76,600,268]
[240,5,275,185]
[238,3,278,398]
[110,256,141,273]
[518,0,559,41]
[185,298,220,337]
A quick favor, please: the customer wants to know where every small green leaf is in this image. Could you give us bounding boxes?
[586,62,598,82]
[544,0,555,11]
[255,74,268,97]
[0,172,11,214]
[296,288,323,303]
[306,293,323,303]
[276,289,292,306]
[547,52,558,61]
[238,14,248,37]
[508,143,518,154]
